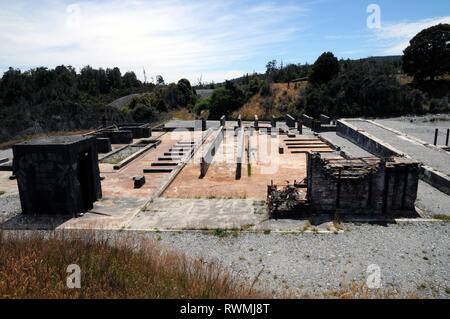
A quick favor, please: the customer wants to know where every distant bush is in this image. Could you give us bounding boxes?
[207,81,245,119]
[194,96,211,115]
[295,59,428,118]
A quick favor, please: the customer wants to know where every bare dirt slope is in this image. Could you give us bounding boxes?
[232,82,306,120]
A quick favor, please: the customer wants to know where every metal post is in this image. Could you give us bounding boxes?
[446,128,449,146]
[434,128,438,145]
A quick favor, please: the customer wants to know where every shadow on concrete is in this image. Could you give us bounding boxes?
[271,209,422,225]
[0,214,73,230]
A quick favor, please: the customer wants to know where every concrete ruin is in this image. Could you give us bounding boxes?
[305,152,420,215]
[12,135,102,215]
[0,115,429,230]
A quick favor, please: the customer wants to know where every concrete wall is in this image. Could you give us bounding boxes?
[336,120,399,158]
[301,114,314,128]
[286,114,296,128]
[337,119,450,195]
[271,115,276,127]
[236,127,245,180]
[319,114,331,124]
[200,127,224,178]
[96,138,112,153]
[306,153,419,215]
[13,135,102,215]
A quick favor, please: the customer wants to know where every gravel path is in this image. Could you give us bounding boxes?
[350,120,450,175]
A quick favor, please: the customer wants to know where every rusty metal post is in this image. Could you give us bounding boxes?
[434,128,438,145]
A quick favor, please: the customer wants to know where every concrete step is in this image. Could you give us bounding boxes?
[143,167,173,173]
[287,145,330,149]
[170,148,192,151]
[158,157,182,161]
[151,162,178,166]
[164,152,186,156]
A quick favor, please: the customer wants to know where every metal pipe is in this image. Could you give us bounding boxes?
[434,128,438,145]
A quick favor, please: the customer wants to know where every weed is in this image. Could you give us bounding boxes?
[434,214,450,221]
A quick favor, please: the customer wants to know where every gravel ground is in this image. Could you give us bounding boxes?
[350,120,450,175]
[374,114,450,146]
[146,223,449,298]
[0,193,21,223]
[2,222,448,298]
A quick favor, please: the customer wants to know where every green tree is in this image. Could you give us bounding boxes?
[402,23,450,82]
[106,67,122,89]
[309,52,339,85]
[208,81,244,119]
[122,71,140,88]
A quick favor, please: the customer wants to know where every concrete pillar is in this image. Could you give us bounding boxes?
[297,121,303,135]
[271,115,276,127]
[254,115,259,131]
[237,115,242,127]
[201,117,206,131]
[446,129,449,146]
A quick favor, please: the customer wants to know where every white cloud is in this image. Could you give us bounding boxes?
[0,0,306,83]
[370,16,450,55]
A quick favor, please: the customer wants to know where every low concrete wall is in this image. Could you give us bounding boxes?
[301,114,314,128]
[319,124,337,132]
[319,114,331,124]
[96,138,112,154]
[271,115,276,127]
[336,120,400,158]
[337,119,450,195]
[236,127,245,180]
[286,114,296,128]
[103,130,133,144]
[420,166,450,195]
[113,140,161,170]
[200,127,224,178]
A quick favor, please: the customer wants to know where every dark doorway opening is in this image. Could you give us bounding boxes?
[77,150,94,211]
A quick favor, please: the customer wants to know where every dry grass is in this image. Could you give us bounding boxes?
[0,129,95,150]
[433,214,450,221]
[0,230,423,299]
[0,231,268,299]
[170,108,195,121]
[232,82,306,120]
[396,74,450,85]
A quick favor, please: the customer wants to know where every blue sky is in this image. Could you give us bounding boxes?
[0,0,449,84]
